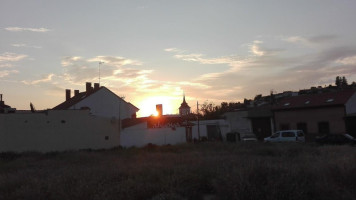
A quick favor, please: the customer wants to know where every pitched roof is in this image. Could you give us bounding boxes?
[272,89,356,111]
[52,87,139,111]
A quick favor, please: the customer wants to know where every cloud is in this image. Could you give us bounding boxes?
[249,40,265,56]
[164,48,183,53]
[22,74,55,85]
[61,56,146,84]
[11,44,42,48]
[0,70,19,78]
[4,27,51,32]
[283,35,337,46]
[336,55,356,65]
[87,56,142,66]
[168,43,356,103]
[0,52,28,62]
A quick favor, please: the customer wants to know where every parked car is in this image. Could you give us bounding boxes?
[241,134,258,142]
[264,130,305,142]
[315,134,356,145]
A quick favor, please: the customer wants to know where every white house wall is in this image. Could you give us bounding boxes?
[121,123,186,147]
[70,88,135,119]
[346,92,356,115]
[191,119,230,141]
[223,111,252,134]
[0,110,120,152]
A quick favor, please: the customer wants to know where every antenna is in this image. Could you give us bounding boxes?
[99,61,104,85]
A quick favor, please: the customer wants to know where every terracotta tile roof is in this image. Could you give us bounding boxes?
[52,87,139,111]
[272,89,356,111]
[52,87,102,110]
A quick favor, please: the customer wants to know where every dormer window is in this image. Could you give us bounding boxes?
[326,98,334,103]
[284,103,290,106]
[305,101,310,104]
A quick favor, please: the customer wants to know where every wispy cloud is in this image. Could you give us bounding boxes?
[0,70,19,78]
[336,55,356,65]
[283,35,337,46]
[0,52,28,62]
[22,74,55,85]
[4,27,51,32]
[61,56,145,84]
[249,40,265,56]
[164,48,183,53]
[11,43,42,48]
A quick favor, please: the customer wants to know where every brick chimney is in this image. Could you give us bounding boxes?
[86,82,92,93]
[94,83,100,90]
[74,90,80,96]
[0,94,4,106]
[65,89,71,101]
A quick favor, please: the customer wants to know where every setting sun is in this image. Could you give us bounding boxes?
[134,96,181,117]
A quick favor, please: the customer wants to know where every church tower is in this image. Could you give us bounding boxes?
[179,93,191,116]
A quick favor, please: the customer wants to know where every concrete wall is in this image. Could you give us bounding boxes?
[70,88,136,120]
[121,122,186,147]
[223,111,252,134]
[191,119,230,141]
[274,106,346,135]
[346,92,356,115]
[0,110,120,152]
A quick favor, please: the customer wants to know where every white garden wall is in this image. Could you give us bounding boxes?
[0,110,120,152]
[121,122,186,147]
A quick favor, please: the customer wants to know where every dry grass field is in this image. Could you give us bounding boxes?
[0,142,355,200]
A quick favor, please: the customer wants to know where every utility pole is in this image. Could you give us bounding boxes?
[197,101,200,140]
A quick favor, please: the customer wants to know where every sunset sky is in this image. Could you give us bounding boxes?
[1,0,356,117]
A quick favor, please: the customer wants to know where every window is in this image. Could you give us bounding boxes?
[282,132,295,137]
[318,121,330,134]
[105,136,109,140]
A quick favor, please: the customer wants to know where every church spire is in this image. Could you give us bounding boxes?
[183,92,186,103]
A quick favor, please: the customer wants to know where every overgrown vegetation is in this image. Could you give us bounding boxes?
[1,143,355,200]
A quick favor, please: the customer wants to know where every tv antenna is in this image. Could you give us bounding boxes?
[98,61,104,84]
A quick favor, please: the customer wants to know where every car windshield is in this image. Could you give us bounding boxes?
[344,134,354,139]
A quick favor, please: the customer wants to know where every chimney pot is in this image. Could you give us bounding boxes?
[74,90,80,96]
[94,83,100,90]
[65,89,71,101]
[86,82,92,92]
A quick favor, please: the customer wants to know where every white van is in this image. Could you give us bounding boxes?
[264,130,305,142]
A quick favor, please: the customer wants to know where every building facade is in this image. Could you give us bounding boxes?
[53,82,139,120]
[273,89,356,140]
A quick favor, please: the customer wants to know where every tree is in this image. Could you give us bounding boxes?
[335,76,341,87]
[342,76,348,87]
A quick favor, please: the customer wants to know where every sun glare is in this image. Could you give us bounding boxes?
[153,110,159,117]
[135,96,180,117]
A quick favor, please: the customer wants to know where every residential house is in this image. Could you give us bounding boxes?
[223,106,273,141]
[272,89,356,140]
[53,82,139,120]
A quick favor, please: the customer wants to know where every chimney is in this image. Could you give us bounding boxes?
[86,82,92,92]
[156,104,163,117]
[74,90,80,96]
[0,94,4,106]
[65,89,71,101]
[94,83,100,90]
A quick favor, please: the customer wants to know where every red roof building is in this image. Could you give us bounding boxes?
[272,89,356,139]
[53,82,139,120]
